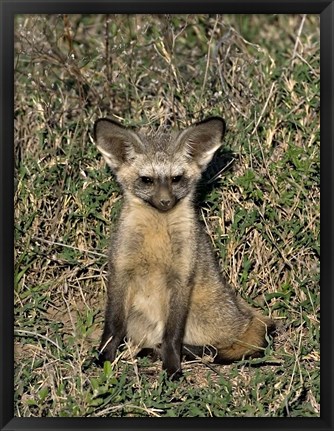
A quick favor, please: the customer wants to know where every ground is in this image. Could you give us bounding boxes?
[14,14,320,417]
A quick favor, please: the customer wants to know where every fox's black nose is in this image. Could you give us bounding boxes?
[160,199,171,207]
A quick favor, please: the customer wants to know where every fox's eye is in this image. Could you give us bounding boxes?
[172,175,183,184]
[140,176,154,184]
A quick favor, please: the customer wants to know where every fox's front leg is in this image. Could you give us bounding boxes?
[97,276,127,366]
[161,272,191,380]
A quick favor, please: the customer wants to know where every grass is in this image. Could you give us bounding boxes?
[14,14,320,417]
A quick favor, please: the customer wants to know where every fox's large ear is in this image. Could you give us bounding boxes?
[93,118,144,171]
[176,117,226,171]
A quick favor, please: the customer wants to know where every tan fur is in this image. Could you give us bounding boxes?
[114,196,195,348]
[93,117,274,376]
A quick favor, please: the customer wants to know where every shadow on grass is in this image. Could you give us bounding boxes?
[195,147,236,206]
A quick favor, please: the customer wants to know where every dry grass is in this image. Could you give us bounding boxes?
[14,14,319,417]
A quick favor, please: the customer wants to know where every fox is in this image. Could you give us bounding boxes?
[93,116,275,379]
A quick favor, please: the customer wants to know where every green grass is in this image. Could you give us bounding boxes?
[14,14,320,417]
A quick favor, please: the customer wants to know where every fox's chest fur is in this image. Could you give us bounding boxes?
[112,198,195,347]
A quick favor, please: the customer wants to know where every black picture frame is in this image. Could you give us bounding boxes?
[1,1,332,430]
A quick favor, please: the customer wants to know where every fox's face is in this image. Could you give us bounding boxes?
[94,117,225,212]
[125,148,195,211]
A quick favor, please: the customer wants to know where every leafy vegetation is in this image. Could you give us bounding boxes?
[14,14,319,417]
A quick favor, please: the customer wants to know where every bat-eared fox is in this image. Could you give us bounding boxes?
[93,117,275,379]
